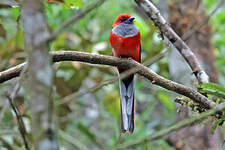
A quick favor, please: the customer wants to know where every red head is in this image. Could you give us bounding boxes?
[112,14,132,27]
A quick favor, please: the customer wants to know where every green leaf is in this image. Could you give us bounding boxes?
[200,89,225,99]
[77,123,95,140]
[45,2,53,15]
[200,83,225,98]
[210,119,225,134]
[201,83,225,93]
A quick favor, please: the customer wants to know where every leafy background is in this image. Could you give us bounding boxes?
[0,0,225,149]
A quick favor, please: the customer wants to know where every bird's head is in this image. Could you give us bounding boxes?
[112,14,135,27]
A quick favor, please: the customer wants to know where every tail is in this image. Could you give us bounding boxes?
[119,71,135,133]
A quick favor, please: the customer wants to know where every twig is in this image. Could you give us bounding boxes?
[5,94,30,150]
[0,63,28,124]
[47,0,106,42]
[0,0,19,8]
[0,136,15,150]
[113,103,225,150]
[0,62,27,83]
[0,51,215,109]
[135,0,209,83]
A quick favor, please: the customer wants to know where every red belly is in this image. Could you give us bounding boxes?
[109,31,141,62]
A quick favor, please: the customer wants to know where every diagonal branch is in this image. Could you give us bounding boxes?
[0,51,216,109]
[135,0,209,83]
[0,136,16,150]
[113,102,225,150]
[5,94,30,150]
[0,62,27,83]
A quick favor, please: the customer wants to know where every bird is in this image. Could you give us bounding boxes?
[109,14,141,133]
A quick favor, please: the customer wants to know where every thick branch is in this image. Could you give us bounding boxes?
[59,49,169,105]
[135,0,209,83]
[113,103,225,150]
[0,51,216,109]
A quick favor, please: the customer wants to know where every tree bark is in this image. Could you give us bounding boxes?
[21,0,58,149]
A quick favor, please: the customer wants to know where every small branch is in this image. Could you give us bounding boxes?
[0,136,16,150]
[1,65,29,149]
[113,103,225,150]
[135,0,209,83]
[47,0,106,42]
[0,62,27,83]
[0,51,215,109]
[0,0,19,8]
[5,94,30,150]
[0,60,28,124]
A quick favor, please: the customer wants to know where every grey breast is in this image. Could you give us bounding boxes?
[112,23,139,38]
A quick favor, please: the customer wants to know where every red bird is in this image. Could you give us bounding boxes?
[109,14,141,133]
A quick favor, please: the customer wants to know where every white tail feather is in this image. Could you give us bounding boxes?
[119,77,134,132]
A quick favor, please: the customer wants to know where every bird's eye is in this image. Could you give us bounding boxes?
[120,18,126,22]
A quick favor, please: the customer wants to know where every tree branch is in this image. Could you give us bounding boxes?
[0,51,216,109]
[59,49,169,105]
[0,136,16,150]
[0,62,27,83]
[5,94,30,150]
[113,102,225,150]
[135,0,209,83]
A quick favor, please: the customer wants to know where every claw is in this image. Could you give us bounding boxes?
[128,57,133,61]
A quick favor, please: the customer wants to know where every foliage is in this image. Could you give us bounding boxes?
[200,82,225,133]
[200,82,225,99]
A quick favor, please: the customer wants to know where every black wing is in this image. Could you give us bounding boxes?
[139,44,142,63]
